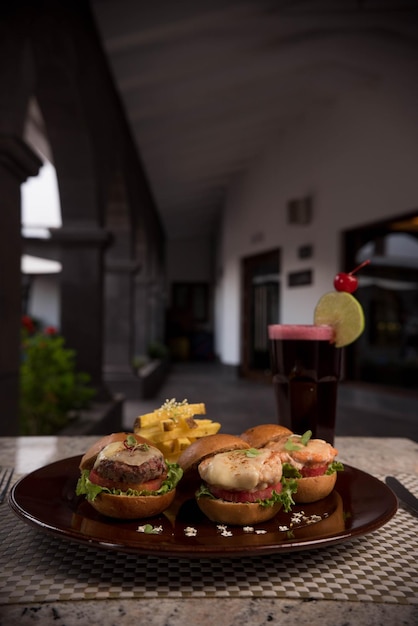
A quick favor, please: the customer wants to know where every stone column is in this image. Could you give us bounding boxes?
[104,259,142,396]
[0,136,42,435]
[49,226,112,401]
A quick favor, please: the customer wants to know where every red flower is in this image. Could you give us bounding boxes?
[22,316,35,333]
[44,326,57,335]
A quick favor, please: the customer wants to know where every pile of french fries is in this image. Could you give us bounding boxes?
[133,398,221,462]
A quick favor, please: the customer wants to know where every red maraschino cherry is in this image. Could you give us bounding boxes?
[333,259,370,293]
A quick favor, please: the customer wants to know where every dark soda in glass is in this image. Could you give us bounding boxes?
[268,325,341,444]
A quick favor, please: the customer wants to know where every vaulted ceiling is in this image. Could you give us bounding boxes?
[90,0,418,240]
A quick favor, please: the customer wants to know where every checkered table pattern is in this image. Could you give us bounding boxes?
[1,474,417,606]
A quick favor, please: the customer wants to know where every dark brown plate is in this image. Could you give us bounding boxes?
[8,455,397,558]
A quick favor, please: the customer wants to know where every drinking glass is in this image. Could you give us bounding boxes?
[268,324,342,444]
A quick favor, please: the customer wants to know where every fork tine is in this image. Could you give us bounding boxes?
[0,467,14,504]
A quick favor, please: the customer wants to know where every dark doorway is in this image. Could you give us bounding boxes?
[241,249,280,381]
[166,282,213,361]
[343,211,418,391]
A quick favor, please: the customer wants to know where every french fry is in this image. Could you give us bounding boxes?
[162,419,177,432]
[133,401,205,430]
[133,398,220,461]
[177,437,192,451]
[188,421,221,438]
[158,439,177,455]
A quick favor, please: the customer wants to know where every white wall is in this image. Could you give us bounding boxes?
[217,38,418,365]
[29,275,61,329]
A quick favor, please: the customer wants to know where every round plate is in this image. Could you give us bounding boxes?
[8,455,397,558]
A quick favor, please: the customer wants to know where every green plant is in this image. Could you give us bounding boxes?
[132,354,149,371]
[19,323,96,435]
[147,341,168,360]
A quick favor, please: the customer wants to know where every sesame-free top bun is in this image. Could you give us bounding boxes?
[177,433,250,490]
[293,471,337,504]
[240,424,293,449]
[79,432,152,471]
[178,433,250,473]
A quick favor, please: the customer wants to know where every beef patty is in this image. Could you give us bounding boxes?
[96,449,166,484]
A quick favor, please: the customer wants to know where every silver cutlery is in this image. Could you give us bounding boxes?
[0,467,14,504]
[385,476,418,516]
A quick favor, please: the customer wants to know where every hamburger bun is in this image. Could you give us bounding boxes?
[197,496,283,526]
[240,424,293,448]
[87,489,176,519]
[292,471,337,504]
[265,433,340,503]
[76,432,182,520]
[178,435,292,525]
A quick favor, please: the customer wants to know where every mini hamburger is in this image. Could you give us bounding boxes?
[178,434,296,525]
[76,432,183,519]
[265,430,343,503]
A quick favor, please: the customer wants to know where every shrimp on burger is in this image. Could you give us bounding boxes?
[265,430,343,503]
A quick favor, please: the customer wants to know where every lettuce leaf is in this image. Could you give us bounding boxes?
[76,462,183,502]
[325,461,344,475]
[282,462,302,479]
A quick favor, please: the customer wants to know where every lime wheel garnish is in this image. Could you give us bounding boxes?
[314,291,365,348]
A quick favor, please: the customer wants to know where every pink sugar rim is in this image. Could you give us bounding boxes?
[268,324,334,341]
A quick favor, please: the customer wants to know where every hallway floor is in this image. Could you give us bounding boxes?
[122,362,418,442]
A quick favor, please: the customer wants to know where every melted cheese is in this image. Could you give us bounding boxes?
[198,448,282,491]
[94,441,163,468]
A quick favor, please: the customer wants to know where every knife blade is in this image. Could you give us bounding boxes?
[385,476,418,516]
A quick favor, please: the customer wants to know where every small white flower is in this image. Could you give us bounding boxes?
[136,524,163,534]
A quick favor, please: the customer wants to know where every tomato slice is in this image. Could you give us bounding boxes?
[300,464,328,478]
[89,469,164,493]
[208,481,282,503]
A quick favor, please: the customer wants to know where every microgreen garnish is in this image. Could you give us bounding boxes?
[244,448,262,457]
[285,438,302,451]
[284,430,312,451]
[300,430,312,446]
[143,524,155,533]
[123,435,149,453]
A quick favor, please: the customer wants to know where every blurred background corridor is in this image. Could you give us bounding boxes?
[1,0,417,438]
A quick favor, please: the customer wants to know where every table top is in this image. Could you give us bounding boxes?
[1,435,417,626]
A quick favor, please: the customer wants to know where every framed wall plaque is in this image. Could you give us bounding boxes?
[287,269,312,287]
